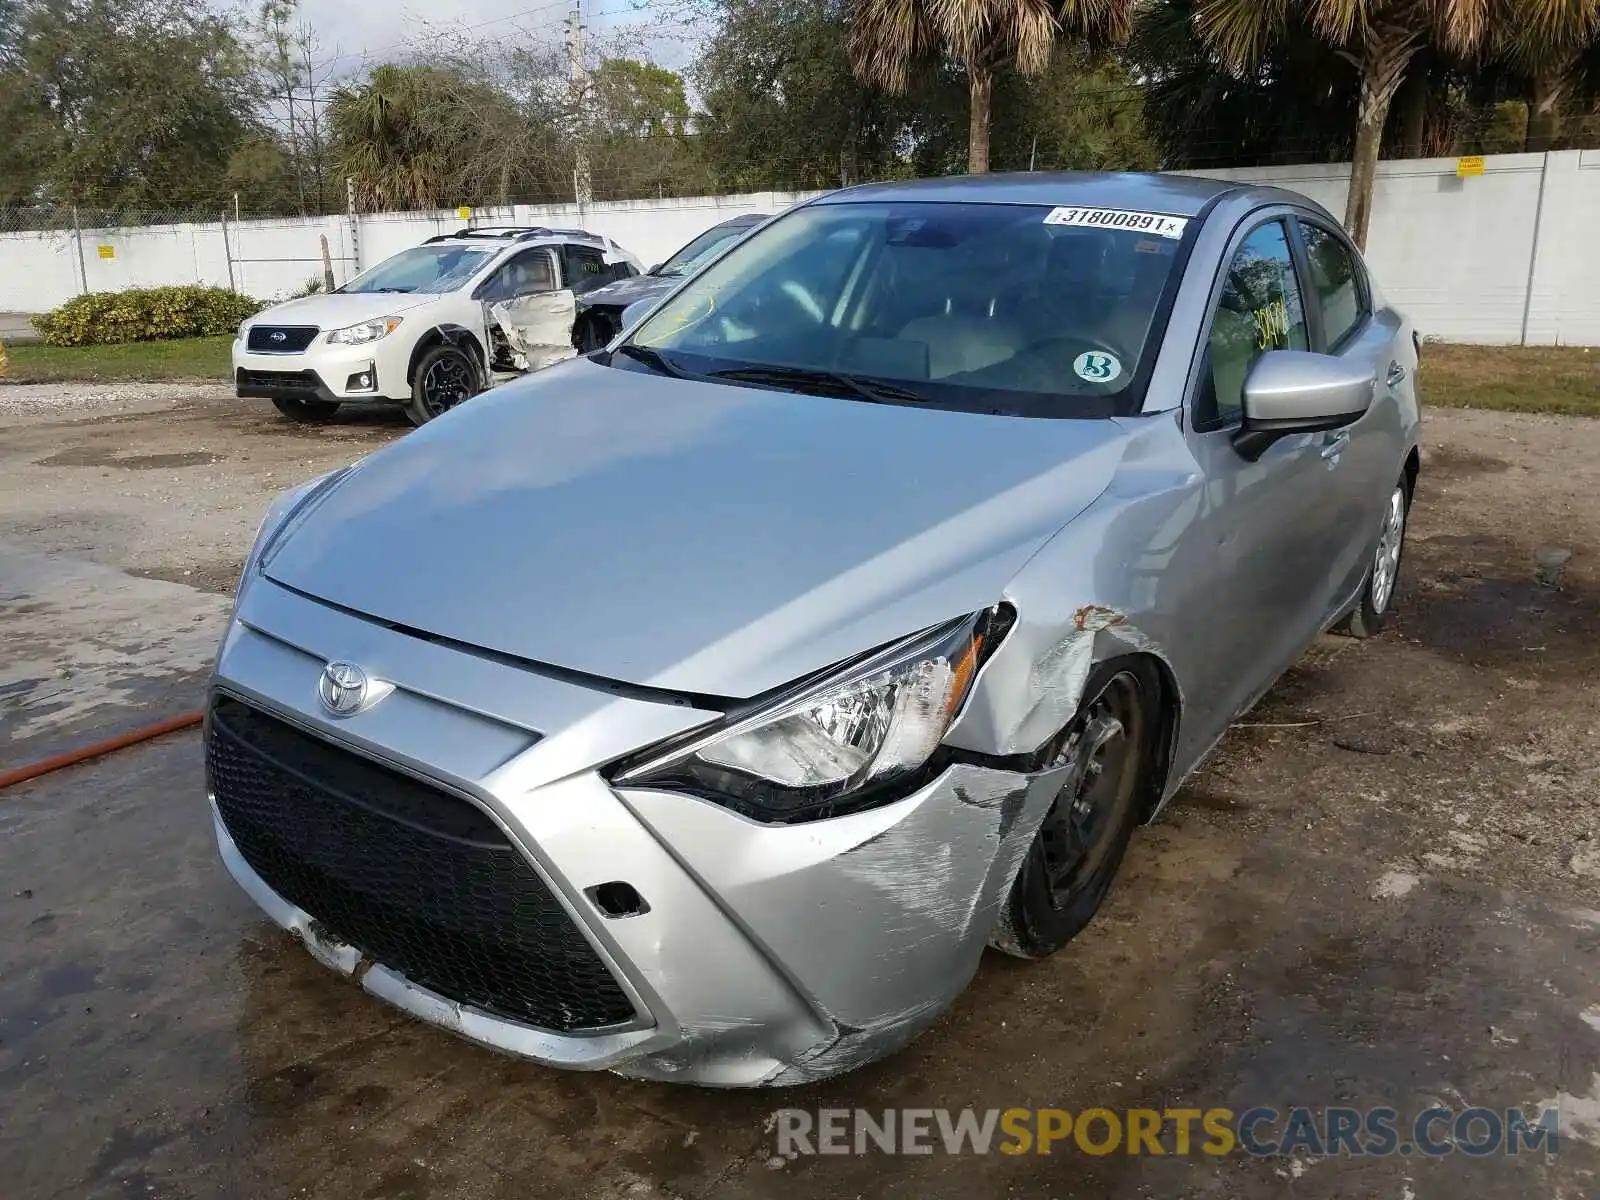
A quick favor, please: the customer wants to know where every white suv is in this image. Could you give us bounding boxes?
[233,227,643,426]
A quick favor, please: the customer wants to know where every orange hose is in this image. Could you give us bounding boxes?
[0,710,203,790]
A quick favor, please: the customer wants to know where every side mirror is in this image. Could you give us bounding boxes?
[618,297,655,334]
[1233,350,1375,461]
[646,263,662,275]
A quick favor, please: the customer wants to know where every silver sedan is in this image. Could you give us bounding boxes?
[207,172,1421,1086]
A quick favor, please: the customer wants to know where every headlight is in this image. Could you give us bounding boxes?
[236,320,250,341]
[615,607,1009,823]
[326,316,403,345]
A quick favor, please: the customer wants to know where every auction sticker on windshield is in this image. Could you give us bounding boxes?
[1043,207,1189,240]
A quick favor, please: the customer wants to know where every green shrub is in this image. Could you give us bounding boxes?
[31,286,265,347]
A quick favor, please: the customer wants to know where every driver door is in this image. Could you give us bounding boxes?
[1178,216,1346,745]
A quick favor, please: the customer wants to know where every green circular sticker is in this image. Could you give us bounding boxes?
[1073,351,1122,384]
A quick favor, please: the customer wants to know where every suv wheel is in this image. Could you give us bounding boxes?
[406,344,481,426]
[271,396,341,423]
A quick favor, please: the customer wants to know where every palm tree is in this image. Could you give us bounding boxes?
[848,0,1133,174]
[1499,1,1600,151]
[1192,0,1505,249]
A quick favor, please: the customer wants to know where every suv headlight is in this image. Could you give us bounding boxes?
[327,316,403,345]
[614,607,1010,823]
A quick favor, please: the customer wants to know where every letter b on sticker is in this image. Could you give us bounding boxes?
[1073,351,1122,384]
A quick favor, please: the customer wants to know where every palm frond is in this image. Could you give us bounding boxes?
[1194,0,1288,67]
[848,0,931,89]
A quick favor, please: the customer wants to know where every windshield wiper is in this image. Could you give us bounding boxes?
[613,342,686,378]
[710,365,932,405]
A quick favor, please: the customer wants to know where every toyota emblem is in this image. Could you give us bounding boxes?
[317,661,391,716]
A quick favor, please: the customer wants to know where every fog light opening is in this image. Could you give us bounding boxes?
[586,880,650,918]
[345,369,376,392]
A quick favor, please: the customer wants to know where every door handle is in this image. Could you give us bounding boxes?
[1320,431,1349,461]
[1386,361,1407,387]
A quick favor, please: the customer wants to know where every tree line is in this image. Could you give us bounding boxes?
[1,0,1595,248]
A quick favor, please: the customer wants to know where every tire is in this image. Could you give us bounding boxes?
[573,315,610,354]
[270,395,341,423]
[989,657,1160,960]
[1333,473,1411,639]
[405,343,481,426]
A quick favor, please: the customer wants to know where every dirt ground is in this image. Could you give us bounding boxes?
[1,385,1598,1200]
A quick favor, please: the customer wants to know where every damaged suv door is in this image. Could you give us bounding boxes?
[476,247,578,373]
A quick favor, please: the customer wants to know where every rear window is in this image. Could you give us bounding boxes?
[628,200,1189,417]
[1300,223,1367,348]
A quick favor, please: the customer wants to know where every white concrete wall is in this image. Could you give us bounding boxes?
[1180,154,1566,345]
[1,164,1595,345]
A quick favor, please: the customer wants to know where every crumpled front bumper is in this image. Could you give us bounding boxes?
[210,579,1069,1086]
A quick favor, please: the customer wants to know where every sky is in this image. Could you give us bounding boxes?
[265,0,693,80]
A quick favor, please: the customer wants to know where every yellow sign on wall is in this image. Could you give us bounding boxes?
[457,206,472,220]
[97,245,115,259]
[1456,156,1486,178]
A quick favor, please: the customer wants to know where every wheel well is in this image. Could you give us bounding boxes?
[407,326,486,385]
[1404,445,1421,495]
[1135,652,1182,823]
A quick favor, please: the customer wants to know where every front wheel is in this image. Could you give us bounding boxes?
[405,344,481,426]
[989,658,1158,960]
[1333,474,1411,639]
[270,396,341,423]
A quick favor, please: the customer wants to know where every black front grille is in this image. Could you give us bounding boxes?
[207,697,637,1032]
[247,325,319,352]
[237,368,322,395]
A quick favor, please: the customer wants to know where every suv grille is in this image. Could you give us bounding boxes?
[207,697,637,1032]
[247,325,319,353]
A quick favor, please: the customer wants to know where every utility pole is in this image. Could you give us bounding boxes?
[566,3,592,209]
[346,176,361,275]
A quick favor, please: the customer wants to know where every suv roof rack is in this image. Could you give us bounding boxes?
[424,225,606,245]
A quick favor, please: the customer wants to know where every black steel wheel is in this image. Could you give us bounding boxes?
[270,396,341,423]
[405,344,480,426]
[990,658,1157,960]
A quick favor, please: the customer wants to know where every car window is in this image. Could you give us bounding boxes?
[627,201,1187,418]
[339,245,496,295]
[1299,222,1367,349]
[1197,219,1310,428]
[656,225,751,277]
[480,250,556,301]
[563,246,610,296]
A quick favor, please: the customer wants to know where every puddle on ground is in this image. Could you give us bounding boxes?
[33,447,223,469]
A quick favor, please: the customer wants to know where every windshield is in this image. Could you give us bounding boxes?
[339,245,495,295]
[657,224,754,277]
[627,201,1187,416]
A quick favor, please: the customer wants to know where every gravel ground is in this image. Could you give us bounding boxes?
[0,383,405,593]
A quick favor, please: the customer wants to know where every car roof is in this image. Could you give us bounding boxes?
[715,213,768,227]
[424,226,613,250]
[816,171,1272,219]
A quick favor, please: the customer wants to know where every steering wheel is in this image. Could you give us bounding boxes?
[1011,335,1130,389]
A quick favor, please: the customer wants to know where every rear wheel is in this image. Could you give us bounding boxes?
[989,658,1158,960]
[1333,474,1410,638]
[405,344,481,426]
[270,396,340,423]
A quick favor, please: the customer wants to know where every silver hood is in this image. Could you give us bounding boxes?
[262,358,1130,698]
